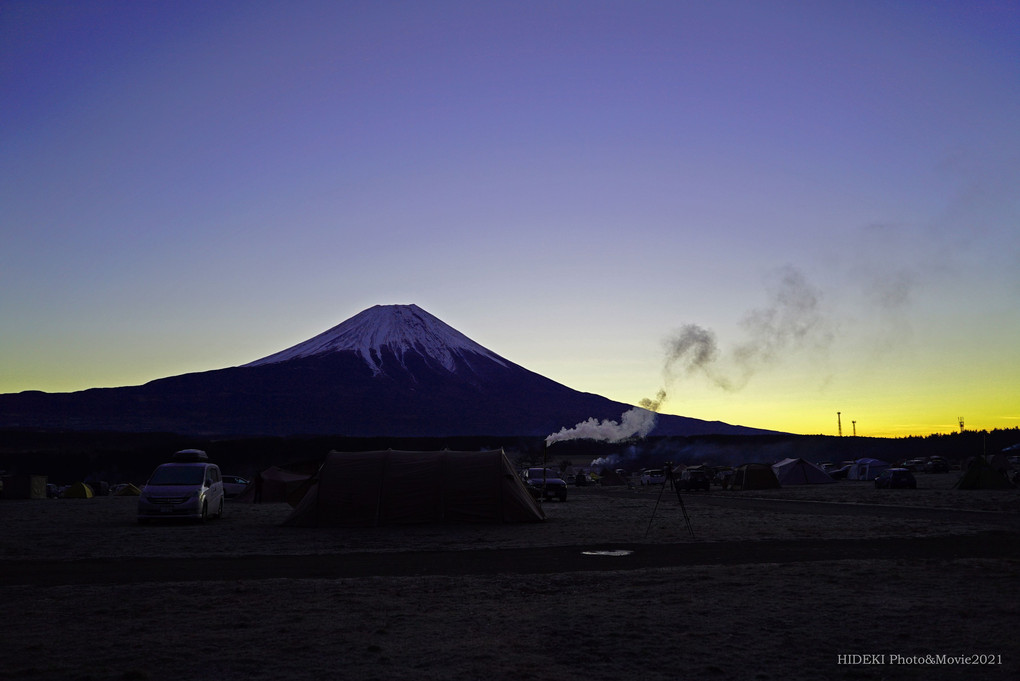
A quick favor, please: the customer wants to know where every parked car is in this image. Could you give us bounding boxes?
[138,450,224,522]
[678,468,711,491]
[713,467,734,486]
[521,467,568,501]
[829,465,851,480]
[221,475,251,498]
[640,469,665,486]
[923,457,949,474]
[874,468,917,489]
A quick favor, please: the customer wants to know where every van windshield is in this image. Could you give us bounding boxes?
[148,466,205,486]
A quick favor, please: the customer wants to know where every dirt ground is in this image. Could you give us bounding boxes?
[1,474,1018,681]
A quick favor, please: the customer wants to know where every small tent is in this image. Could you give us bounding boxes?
[63,481,94,498]
[729,463,781,491]
[114,483,141,496]
[954,456,1015,490]
[284,450,546,527]
[848,458,889,481]
[772,458,834,485]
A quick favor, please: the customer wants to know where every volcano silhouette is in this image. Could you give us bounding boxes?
[0,304,771,437]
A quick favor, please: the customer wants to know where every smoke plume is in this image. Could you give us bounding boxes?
[638,389,666,412]
[545,407,657,447]
[652,265,833,403]
[730,265,831,384]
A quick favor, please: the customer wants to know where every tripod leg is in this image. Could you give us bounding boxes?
[643,481,669,539]
[676,491,695,540]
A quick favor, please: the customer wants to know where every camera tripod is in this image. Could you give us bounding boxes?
[644,464,694,539]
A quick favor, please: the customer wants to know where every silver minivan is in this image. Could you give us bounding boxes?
[137,450,224,523]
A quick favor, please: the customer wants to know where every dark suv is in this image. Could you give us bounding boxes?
[521,468,568,502]
[874,468,917,489]
[678,468,712,491]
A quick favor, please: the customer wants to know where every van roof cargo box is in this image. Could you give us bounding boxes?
[172,449,209,462]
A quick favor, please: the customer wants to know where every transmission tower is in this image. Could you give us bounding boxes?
[958,417,965,433]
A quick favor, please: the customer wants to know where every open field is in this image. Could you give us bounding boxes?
[1,475,1018,681]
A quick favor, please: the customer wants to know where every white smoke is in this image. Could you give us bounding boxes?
[545,407,658,447]
[648,265,832,404]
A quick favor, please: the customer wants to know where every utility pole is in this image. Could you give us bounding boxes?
[958,417,965,433]
[837,411,842,437]
[852,420,856,437]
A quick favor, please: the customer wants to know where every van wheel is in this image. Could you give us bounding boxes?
[200,501,208,521]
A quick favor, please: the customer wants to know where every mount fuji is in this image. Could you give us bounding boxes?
[0,304,772,438]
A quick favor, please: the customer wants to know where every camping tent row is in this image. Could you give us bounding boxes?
[280,449,546,527]
[727,459,835,490]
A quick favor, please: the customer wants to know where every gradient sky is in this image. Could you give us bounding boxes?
[3,1,1018,438]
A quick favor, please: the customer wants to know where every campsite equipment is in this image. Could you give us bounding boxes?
[284,449,546,527]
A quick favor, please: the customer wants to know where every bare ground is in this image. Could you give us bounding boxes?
[1,474,1018,681]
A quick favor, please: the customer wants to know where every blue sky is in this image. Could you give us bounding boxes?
[3,1,1018,437]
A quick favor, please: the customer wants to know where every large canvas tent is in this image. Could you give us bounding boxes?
[284,449,546,527]
[1,474,47,499]
[729,463,781,491]
[772,458,834,485]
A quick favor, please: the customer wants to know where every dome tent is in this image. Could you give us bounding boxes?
[64,481,93,498]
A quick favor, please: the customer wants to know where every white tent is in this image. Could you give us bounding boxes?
[772,458,834,485]
[847,458,889,481]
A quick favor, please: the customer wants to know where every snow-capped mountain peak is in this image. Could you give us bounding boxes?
[244,304,508,373]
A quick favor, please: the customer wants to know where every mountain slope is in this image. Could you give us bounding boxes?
[0,305,772,438]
